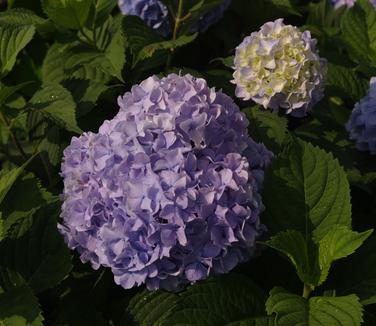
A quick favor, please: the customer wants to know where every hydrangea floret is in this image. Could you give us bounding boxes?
[232,18,327,117]
[59,74,273,291]
[118,0,230,36]
[346,77,376,155]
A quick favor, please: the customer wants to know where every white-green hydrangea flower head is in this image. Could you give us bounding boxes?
[232,19,327,117]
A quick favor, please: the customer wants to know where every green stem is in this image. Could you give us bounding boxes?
[172,0,185,41]
[0,111,27,160]
[166,0,185,69]
[302,284,313,299]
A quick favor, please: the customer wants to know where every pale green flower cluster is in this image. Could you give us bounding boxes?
[232,19,327,117]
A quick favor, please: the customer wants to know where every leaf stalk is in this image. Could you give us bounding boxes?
[302,284,314,299]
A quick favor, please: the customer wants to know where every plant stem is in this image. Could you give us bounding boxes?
[302,284,313,299]
[172,0,185,41]
[166,0,185,69]
[0,111,28,160]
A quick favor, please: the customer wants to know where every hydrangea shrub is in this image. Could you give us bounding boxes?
[232,19,327,117]
[59,74,272,290]
[1,0,376,324]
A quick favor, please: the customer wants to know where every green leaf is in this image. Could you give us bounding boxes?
[42,42,110,84]
[126,290,179,325]
[266,287,363,326]
[41,0,92,30]
[245,107,289,153]
[0,157,34,205]
[127,274,266,326]
[51,24,125,83]
[0,24,35,78]
[135,33,198,66]
[0,8,46,27]
[341,0,376,63]
[337,235,376,305]
[0,8,52,38]
[318,226,373,284]
[309,295,363,325]
[269,0,301,16]
[166,274,266,325]
[0,202,72,293]
[0,215,4,241]
[262,137,352,240]
[0,173,55,235]
[29,84,82,134]
[326,63,368,101]
[266,227,373,287]
[306,0,344,29]
[38,126,62,166]
[123,16,163,55]
[265,230,316,285]
[64,46,117,82]
[41,42,69,84]
[103,17,126,82]
[122,16,166,70]
[93,0,117,26]
[0,82,33,106]
[225,317,274,326]
[62,78,108,117]
[0,285,44,325]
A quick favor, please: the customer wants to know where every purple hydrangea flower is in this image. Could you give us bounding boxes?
[118,0,230,36]
[59,74,272,291]
[346,77,376,155]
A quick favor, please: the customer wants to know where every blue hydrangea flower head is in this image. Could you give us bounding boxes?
[346,77,376,155]
[59,74,273,291]
[118,0,170,36]
[232,19,327,117]
[118,0,230,36]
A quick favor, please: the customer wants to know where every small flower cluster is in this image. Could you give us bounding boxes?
[232,19,327,117]
[331,0,376,8]
[346,78,376,155]
[118,0,230,36]
[59,74,273,291]
[118,0,170,36]
[331,0,356,8]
